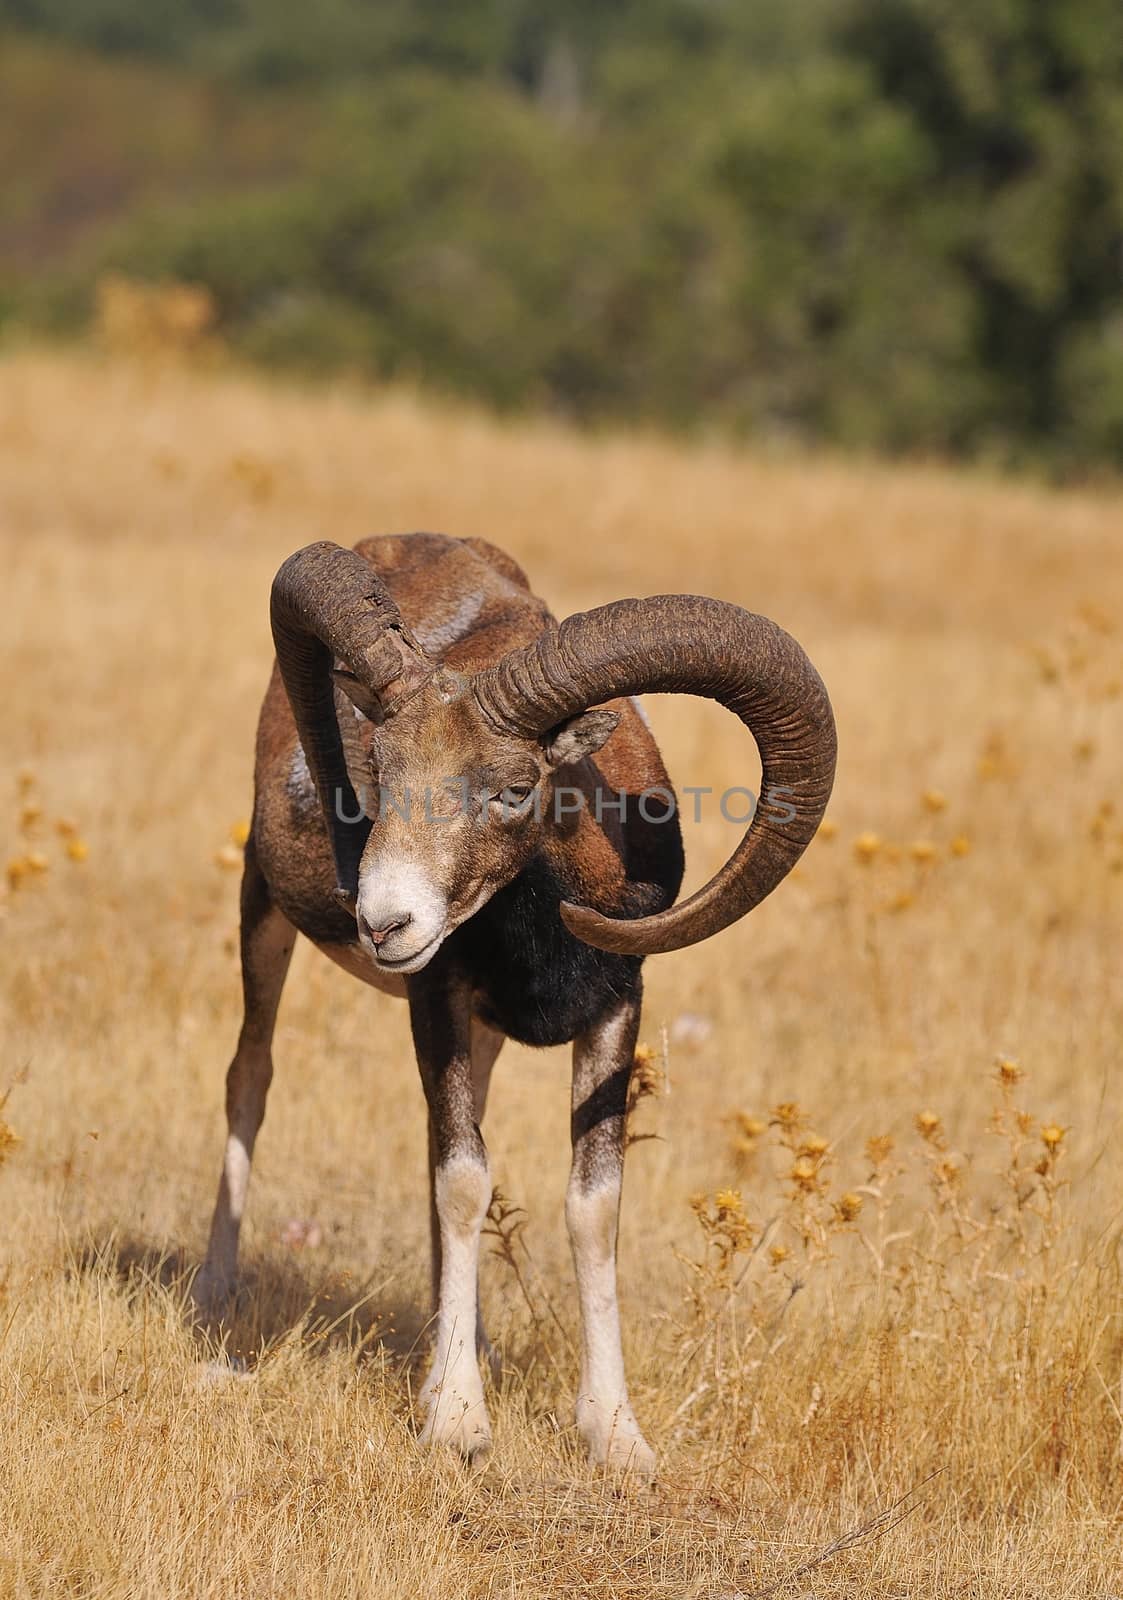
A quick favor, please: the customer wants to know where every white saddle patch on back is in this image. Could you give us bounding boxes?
[416,593,484,655]
[286,742,317,811]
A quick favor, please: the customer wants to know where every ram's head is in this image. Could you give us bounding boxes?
[271,541,836,974]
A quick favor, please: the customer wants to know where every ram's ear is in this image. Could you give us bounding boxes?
[332,668,381,722]
[541,708,620,770]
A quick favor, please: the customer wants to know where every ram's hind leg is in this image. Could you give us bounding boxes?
[194,840,295,1316]
[567,990,655,1478]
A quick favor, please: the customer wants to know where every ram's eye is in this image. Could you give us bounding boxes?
[488,785,535,816]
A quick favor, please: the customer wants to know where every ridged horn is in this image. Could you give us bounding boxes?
[472,595,836,955]
[270,540,433,904]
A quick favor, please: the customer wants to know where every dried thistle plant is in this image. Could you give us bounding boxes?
[625,1040,665,1151]
[0,1088,20,1171]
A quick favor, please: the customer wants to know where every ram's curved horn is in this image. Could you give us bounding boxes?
[472,595,836,954]
[270,541,434,904]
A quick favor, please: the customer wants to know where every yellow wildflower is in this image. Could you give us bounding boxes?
[631,1043,663,1099]
[0,1118,20,1166]
[790,1158,818,1192]
[735,1112,767,1140]
[6,857,31,889]
[853,831,882,864]
[916,1110,943,1143]
[865,1134,894,1167]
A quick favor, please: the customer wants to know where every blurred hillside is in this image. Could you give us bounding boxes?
[2,0,1122,468]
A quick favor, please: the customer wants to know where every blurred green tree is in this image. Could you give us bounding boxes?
[1,0,1120,467]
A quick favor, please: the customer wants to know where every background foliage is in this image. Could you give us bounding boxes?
[3,0,1122,467]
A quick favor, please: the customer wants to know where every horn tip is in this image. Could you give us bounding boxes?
[560,899,640,954]
[334,885,358,917]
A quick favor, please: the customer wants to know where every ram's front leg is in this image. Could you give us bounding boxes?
[566,989,654,1478]
[428,1017,504,1377]
[409,973,493,1462]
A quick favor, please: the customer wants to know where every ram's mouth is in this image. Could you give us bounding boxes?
[370,928,447,974]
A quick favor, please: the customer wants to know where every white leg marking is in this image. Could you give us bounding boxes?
[222,1133,252,1223]
[566,1178,654,1476]
[567,997,654,1476]
[428,1024,504,1356]
[194,1129,254,1311]
[420,1156,493,1457]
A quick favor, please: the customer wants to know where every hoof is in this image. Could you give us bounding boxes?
[418,1377,492,1464]
[598,1430,656,1481]
[577,1399,656,1481]
[195,1356,250,1388]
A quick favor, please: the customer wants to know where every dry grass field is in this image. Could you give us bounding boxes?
[2,348,1122,1597]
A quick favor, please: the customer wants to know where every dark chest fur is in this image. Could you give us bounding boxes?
[449,855,644,1047]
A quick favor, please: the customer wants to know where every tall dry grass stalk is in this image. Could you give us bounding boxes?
[1,350,1121,1596]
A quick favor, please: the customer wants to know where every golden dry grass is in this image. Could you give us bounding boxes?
[2,349,1122,1597]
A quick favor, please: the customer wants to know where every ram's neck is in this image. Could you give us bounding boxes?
[448,852,642,1047]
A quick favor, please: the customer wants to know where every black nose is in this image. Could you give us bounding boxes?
[361,912,412,947]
